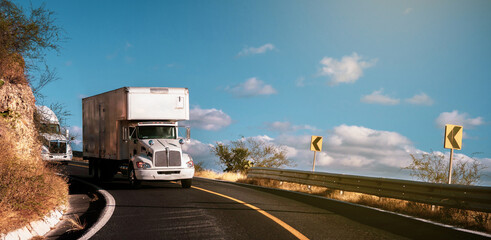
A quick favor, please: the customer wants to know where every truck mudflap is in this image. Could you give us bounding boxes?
[134,168,194,181]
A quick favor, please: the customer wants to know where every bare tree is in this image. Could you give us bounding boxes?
[0,0,64,92]
[403,152,486,185]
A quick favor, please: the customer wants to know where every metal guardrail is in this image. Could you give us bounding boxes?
[247,167,491,213]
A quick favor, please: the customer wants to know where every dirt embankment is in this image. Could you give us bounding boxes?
[0,54,68,234]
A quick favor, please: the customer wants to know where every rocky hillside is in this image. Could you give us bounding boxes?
[0,54,68,234]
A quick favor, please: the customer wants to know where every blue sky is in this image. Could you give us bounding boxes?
[20,0,491,184]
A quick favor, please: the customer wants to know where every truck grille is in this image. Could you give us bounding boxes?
[49,141,67,154]
[154,150,181,167]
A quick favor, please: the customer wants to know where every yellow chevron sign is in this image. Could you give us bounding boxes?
[444,124,463,150]
[310,136,323,152]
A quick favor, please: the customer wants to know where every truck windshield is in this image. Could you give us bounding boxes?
[137,126,176,139]
[41,124,61,134]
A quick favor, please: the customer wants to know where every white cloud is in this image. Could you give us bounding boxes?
[237,43,275,56]
[181,139,219,169]
[435,110,484,129]
[226,77,277,97]
[274,125,415,171]
[403,8,413,15]
[185,107,232,131]
[319,53,377,86]
[265,121,319,133]
[405,93,434,105]
[361,89,400,105]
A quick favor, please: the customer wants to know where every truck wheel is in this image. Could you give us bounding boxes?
[181,179,192,188]
[91,159,101,180]
[100,161,115,181]
[129,167,140,187]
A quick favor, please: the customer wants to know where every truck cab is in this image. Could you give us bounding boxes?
[36,105,73,164]
[126,121,194,187]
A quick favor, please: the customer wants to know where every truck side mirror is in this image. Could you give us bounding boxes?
[122,127,128,142]
[186,127,190,142]
[66,129,69,138]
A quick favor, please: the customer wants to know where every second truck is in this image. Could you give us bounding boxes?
[82,87,194,188]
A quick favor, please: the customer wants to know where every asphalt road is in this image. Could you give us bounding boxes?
[63,163,488,240]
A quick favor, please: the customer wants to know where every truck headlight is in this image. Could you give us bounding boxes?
[136,161,151,169]
[186,160,194,168]
[41,146,49,154]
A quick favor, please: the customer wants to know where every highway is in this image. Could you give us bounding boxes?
[63,163,487,240]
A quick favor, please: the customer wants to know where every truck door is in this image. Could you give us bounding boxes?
[99,104,105,158]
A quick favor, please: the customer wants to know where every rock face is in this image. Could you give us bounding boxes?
[0,54,40,160]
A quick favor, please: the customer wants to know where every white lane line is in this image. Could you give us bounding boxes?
[71,177,116,240]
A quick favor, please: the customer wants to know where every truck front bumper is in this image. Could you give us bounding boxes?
[41,153,73,163]
[135,168,194,181]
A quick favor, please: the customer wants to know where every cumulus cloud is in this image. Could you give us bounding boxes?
[237,43,275,56]
[274,125,415,172]
[435,110,484,129]
[361,89,400,105]
[181,139,219,169]
[405,93,434,105]
[265,121,319,133]
[185,107,232,131]
[319,53,377,86]
[226,78,277,97]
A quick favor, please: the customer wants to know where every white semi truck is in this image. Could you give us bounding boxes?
[82,87,194,188]
[36,105,73,163]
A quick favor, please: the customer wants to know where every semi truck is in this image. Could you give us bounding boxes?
[82,87,194,188]
[36,105,73,164]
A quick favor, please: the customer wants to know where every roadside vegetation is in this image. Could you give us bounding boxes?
[404,151,486,185]
[0,123,67,234]
[211,137,292,173]
[0,0,68,234]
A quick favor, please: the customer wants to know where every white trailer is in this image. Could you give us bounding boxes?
[36,105,73,163]
[82,87,194,188]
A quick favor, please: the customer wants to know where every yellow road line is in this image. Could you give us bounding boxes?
[192,186,309,240]
[69,163,89,168]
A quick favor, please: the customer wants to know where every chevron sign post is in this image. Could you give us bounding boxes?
[444,124,463,184]
[310,136,323,172]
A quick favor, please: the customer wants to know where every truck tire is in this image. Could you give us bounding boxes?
[100,161,116,181]
[91,159,101,180]
[181,179,192,188]
[128,167,140,188]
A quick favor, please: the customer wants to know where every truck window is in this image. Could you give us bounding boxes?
[129,127,136,139]
[137,126,176,139]
[40,123,61,134]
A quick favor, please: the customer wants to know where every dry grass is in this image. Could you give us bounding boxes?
[195,169,247,182]
[0,122,68,234]
[66,215,86,232]
[194,169,490,233]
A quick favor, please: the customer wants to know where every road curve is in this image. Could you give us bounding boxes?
[65,164,487,240]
